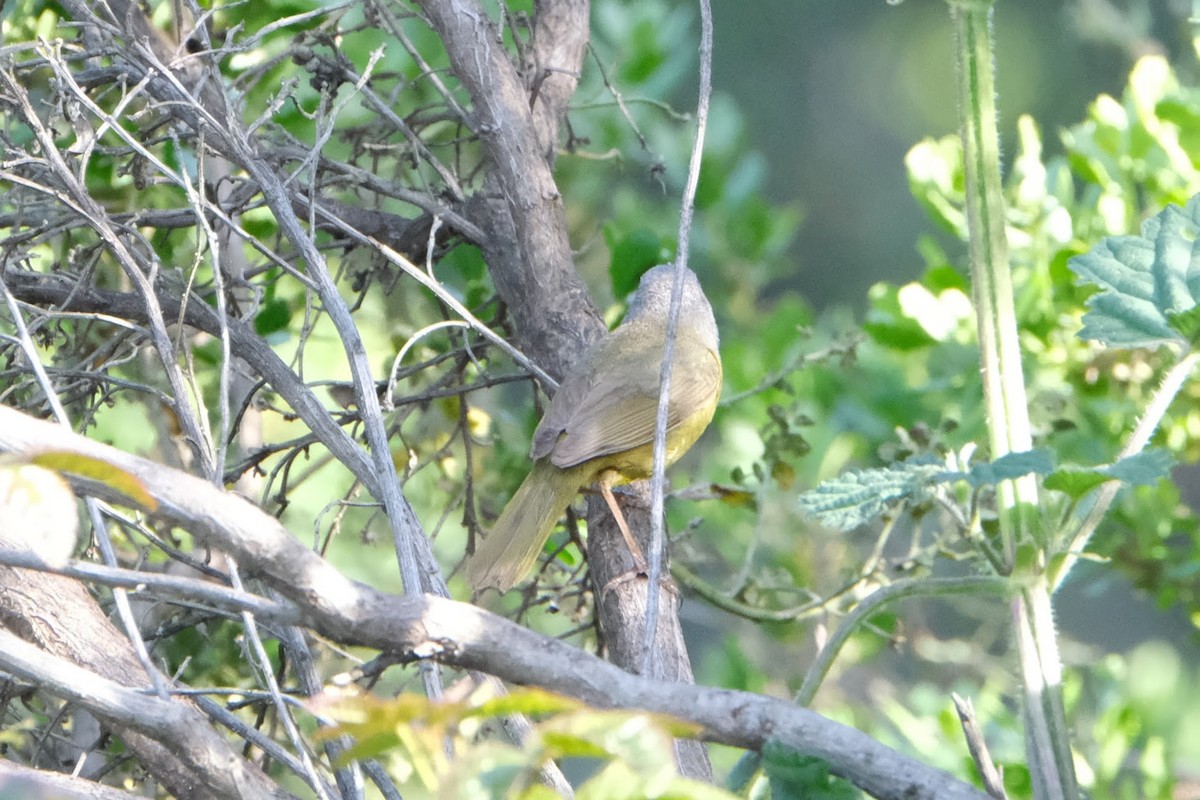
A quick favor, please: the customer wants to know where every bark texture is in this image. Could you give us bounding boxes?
[0,567,292,799]
[414,0,713,776]
[0,386,992,800]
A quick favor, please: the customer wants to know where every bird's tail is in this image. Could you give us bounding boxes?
[466,460,587,592]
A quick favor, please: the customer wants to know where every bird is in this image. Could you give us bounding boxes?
[467,264,722,592]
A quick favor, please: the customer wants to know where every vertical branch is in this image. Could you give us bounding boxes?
[642,0,714,670]
[415,0,713,778]
[415,0,604,375]
[950,3,1077,798]
[1052,350,1200,588]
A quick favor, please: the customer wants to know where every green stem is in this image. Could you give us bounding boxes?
[795,576,1007,707]
[953,0,1038,559]
[1050,350,1200,590]
[951,2,1077,797]
[726,575,1008,795]
[1015,579,1076,800]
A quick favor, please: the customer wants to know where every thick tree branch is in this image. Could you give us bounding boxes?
[0,760,147,800]
[415,0,603,374]
[0,627,299,800]
[0,406,989,800]
[0,562,291,799]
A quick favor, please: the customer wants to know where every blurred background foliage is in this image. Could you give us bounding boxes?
[5,0,1200,796]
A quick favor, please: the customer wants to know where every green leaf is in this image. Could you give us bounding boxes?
[1167,304,1200,346]
[1045,450,1175,499]
[1105,449,1175,485]
[800,450,1053,530]
[966,449,1055,487]
[905,136,966,237]
[797,457,947,530]
[1043,470,1109,500]
[538,730,610,760]
[863,282,938,351]
[254,296,292,338]
[761,740,862,800]
[466,688,581,721]
[1069,195,1200,347]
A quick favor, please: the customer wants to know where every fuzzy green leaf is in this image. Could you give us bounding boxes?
[1103,449,1176,485]
[1045,450,1175,499]
[798,458,947,530]
[800,450,1053,531]
[1069,196,1200,347]
[966,449,1056,487]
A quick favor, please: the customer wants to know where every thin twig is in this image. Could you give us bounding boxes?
[642,0,714,673]
[315,207,558,390]
[227,560,333,799]
[795,576,1008,707]
[952,693,1007,799]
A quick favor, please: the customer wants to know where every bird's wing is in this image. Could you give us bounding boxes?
[533,325,720,469]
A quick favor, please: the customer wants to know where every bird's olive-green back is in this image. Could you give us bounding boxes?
[531,265,721,473]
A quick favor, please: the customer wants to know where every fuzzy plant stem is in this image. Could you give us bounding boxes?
[951,2,1078,798]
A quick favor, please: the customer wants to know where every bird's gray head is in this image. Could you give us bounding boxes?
[624,264,719,350]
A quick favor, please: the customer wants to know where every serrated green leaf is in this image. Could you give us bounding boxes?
[801,449,1054,530]
[1104,449,1175,485]
[1046,450,1174,499]
[797,458,946,530]
[1069,195,1200,347]
[966,449,1055,487]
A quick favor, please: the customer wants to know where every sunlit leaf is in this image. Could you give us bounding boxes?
[30,451,157,511]
[0,459,80,566]
[1069,195,1200,347]
[467,688,582,721]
